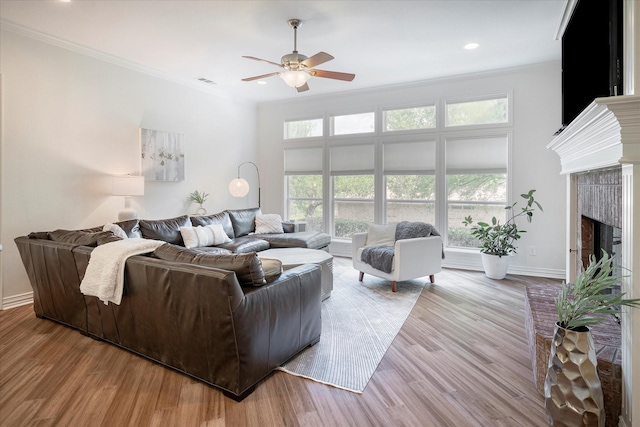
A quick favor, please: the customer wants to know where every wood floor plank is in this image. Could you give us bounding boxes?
[0,260,557,426]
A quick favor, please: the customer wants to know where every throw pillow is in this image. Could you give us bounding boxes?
[103,223,128,239]
[255,214,284,234]
[366,223,397,247]
[180,224,231,249]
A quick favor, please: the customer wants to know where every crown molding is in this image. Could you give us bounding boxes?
[0,19,240,102]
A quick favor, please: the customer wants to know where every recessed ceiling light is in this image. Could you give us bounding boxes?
[257,81,267,85]
[464,43,479,50]
[61,0,71,3]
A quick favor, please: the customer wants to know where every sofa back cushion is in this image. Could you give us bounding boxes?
[153,243,269,286]
[48,229,117,247]
[227,207,261,238]
[139,215,190,245]
[190,211,235,239]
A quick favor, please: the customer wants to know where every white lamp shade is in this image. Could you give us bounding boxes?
[112,175,145,196]
[280,71,311,88]
[229,178,250,197]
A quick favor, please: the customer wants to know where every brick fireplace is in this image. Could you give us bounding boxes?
[547,95,640,426]
[525,166,626,425]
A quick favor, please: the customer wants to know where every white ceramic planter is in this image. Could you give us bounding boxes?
[480,253,511,279]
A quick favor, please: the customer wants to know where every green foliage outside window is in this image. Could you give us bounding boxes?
[384,106,436,131]
[446,98,507,127]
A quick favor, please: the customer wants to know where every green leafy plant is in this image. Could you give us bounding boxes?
[462,189,543,257]
[188,190,209,205]
[556,251,640,330]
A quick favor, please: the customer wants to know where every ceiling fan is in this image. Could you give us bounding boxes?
[241,19,355,93]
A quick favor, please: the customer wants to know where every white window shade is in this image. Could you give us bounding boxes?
[445,136,508,174]
[284,147,323,174]
[383,141,436,174]
[330,144,374,175]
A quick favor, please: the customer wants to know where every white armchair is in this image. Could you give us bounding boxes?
[352,231,442,292]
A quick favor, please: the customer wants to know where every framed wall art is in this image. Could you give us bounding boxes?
[140,128,185,181]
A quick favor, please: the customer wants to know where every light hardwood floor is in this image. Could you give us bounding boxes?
[0,258,560,426]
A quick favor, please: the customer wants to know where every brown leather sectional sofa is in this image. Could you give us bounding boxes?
[14,207,331,400]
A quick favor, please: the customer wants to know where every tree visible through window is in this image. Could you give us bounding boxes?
[383,105,436,132]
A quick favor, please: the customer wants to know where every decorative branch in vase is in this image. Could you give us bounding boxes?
[189,190,209,215]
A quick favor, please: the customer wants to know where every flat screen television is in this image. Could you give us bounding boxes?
[560,0,623,128]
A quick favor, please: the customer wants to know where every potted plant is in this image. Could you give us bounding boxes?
[189,190,209,215]
[545,251,640,426]
[462,189,542,279]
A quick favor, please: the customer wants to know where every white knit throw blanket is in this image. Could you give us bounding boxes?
[80,238,165,305]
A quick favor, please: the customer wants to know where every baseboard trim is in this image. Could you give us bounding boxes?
[2,291,33,310]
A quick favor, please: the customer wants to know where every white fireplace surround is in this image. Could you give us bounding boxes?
[547,94,640,426]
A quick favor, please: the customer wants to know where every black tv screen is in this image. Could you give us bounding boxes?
[561,0,623,127]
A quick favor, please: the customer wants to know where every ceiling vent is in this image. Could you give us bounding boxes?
[196,77,216,85]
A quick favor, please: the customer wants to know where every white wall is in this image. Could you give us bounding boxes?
[0,29,258,307]
[257,61,566,277]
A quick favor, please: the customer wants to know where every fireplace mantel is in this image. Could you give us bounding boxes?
[547,95,640,174]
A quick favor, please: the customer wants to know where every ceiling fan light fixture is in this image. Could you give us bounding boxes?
[280,70,311,88]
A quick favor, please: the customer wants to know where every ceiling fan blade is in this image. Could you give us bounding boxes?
[301,52,334,69]
[310,69,356,81]
[296,83,310,93]
[241,72,281,82]
[242,56,283,68]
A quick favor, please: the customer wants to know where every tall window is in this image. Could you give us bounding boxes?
[282,92,511,251]
[384,141,436,224]
[331,144,374,238]
[445,135,508,248]
[284,147,323,232]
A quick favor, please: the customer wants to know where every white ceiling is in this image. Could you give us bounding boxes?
[0,0,566,103]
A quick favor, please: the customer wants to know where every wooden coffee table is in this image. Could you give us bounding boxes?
[258,248,333,300]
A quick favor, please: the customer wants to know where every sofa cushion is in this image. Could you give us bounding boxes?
[255,214,285,234]
[227,207,261,238]
[139,215,190,245]
[153,243,267,286]
[190,211,235,239]
[215,236,270,254]
[48,229,115,247]
[180,224,231,249]
[260,257,283,283]
[252,231,331,250]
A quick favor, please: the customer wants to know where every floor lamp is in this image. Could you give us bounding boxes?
[229,162,260,207]
[112,175,145,220]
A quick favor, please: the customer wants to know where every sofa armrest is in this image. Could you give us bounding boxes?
[394,236,443,278]
[352,232,368,259]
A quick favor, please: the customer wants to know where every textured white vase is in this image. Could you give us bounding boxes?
[480,253,510,279]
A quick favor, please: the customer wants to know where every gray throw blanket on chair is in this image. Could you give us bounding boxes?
[360,222,442,274]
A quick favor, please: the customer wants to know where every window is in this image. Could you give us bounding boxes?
[383,105,436,132]
[284,118,323,139]
[330,112,375,136]
[383,141,436,224]
[445,135,508,248]
[331,144,374,238]
[284,147,323,232]
[445,95,508,127]
[286,175,323,232]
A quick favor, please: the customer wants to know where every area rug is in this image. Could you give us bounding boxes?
[277,267,427,393]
